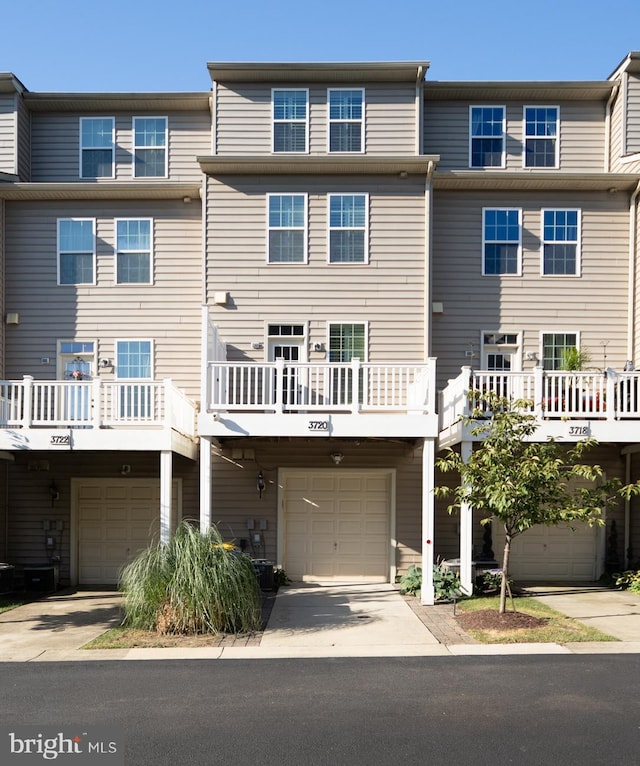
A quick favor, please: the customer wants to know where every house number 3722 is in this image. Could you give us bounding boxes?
[308,421,329,431]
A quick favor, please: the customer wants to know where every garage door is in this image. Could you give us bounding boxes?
[75,479,180,585]
[282,471,391,583]
[494,522,600,582]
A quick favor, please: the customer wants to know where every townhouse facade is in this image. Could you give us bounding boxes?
[1,52,640,603]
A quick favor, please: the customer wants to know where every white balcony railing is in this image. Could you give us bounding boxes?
[439,366,640,429]
[205,359,436,415]
[0,376,196,437]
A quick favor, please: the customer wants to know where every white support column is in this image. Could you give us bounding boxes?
[199,436,212,533]
[160,450,172,545]
[459,440,474,595]
[421,438,435,605]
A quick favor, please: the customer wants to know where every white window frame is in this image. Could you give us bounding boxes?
[540,208,581,277]
[114,218,154,285]
[266,193,308,264]
[469,106,506,168]
[523,106,559,169]
[540,331,581,371]
[482,208,522,276]
[79,117,115,179]
[326,321,369,362]
[327,193,369,264]
[57,218,96,286]
[115,339,154,379]
[133,116,168,178]
[327,88,365,154]
[272,89,309,154]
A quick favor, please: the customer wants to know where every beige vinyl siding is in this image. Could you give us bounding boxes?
[609,82,626,171]
[205,175,426,361]
[636,201,640,365]
[0,95,16,174]
[4,200,202,398]
[424,100,606,171]
[209,437,426,576]
[30,111,210,182]
[214,83,417,156]
[5,451,199,586]
[626,74,640,154]
[431,190,630,387]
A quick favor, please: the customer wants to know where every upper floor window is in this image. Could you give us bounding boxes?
[470,106,505,168]
[116,219,153,284]
[272,90,308,153]
[482,208,521,275]
[328,194,368,263]
[267,194,307,263]
[524,107,558,168]
[80,117,114,178]
[542,332,578,370]
[57,218,95,285]
[133,117,167,177]
[328,89,364,153]
[542,209,580,276]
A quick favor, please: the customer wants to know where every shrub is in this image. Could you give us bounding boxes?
[398,562,463,601]
[119,521,262,635]
[614,570,640,594]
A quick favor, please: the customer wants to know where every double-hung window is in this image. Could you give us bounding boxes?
[524,107,558,168]
[470,106,505,168]
[116,340,153,419]
[133,117,167,177]
[80,117,114,178]
[272,90,308,153]
[116,219,152,284]
[328,322,366,405]
[328,194,368,263]
[482,209,521,275]
[267,194,307,263]
[542,209,580,276]
[57,219,96,285]
[328,89,364,153]
[542,333,578,370]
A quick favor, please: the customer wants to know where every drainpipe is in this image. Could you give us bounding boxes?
[424,160,435,360]
[625,451,631,569]
[604,82,620,173]
[626,180,640,363]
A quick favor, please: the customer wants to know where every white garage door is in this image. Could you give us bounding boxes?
[75,479,180,585]
[494,522,600,582]
[282,470,391,583]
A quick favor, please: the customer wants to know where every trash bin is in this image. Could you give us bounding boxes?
[252,560,275,591]
[0,564,14,594]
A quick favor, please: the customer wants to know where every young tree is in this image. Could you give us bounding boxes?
[435,393,640,614]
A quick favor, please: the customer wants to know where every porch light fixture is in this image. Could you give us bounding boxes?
[49,481,60,507]
[257,472,265,498]
[330,452,344,465]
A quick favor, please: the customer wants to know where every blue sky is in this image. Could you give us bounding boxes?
[3,0,640,92]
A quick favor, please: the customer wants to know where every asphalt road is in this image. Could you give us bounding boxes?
[2,656,639,765]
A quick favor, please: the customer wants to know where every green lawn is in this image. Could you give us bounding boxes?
[456,595,618,644]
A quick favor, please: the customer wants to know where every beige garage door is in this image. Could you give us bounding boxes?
[495,522,599,582]
[76,479,180,585]
[282,471,391,583]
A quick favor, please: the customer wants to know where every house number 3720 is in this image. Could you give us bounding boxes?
[308,421,329,431]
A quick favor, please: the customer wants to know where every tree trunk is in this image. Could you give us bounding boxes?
[499,533,512,614]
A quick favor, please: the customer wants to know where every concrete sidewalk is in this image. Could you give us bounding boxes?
[0,583,639,661]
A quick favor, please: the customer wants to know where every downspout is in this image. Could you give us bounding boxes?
[625,451,631,569]
[604,82,619,173]
[626,180,640,363]
[424,160,435,360]
[415,65,426,156]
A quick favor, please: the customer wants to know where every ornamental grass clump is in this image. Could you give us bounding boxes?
[119,521,261,635]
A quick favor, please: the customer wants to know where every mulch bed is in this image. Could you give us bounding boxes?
[456,609,549,631]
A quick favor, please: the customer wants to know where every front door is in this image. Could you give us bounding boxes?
[58,341,95,421]
[268,324,306,407]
